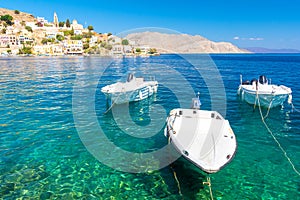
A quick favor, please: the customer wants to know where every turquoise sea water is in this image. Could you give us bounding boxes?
[0,54,299,199]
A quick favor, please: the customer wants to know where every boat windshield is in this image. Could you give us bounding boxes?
[127,73,134,82]
[191,98,201,109]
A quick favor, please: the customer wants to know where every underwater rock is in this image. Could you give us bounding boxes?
[0,182,15,195]
[40,191,54,199]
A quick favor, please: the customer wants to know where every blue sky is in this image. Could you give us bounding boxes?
[2,0,300,49]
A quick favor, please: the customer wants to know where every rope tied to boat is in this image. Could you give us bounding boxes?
[255,94,300,177]
[166,113,177,135]
[254,91,272,119]
[203,176,214,200]
[104,92,123,114]
[167,136,183,197]
[291,103,300,113]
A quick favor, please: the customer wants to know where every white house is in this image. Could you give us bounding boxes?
[19,35,34,44]
[63,40,83,54]
[71,20,84,35]
[25,22,37,30]
[37,17,48,26]
[89,36,98,47]
[109,35,122,44]
[33,44,64,55]
[0,35,19,47]
[111,44,123,55]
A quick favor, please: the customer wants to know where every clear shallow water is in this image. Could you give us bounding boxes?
[0,55,299,199]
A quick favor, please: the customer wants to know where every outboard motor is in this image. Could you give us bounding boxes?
[259,75,268,85]
[127,73,134,82]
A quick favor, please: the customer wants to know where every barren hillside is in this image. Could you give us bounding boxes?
[0,8,36,23]
[126,32,249,53]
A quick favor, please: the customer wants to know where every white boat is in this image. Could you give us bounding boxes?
[101,73,158,106]
[164,95,237,173]
[237,75,292,108]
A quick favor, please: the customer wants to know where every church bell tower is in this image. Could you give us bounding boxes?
[54,12,59,27]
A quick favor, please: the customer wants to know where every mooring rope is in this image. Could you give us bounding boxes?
[171,165,183,197]
[167,136,183,197]
[263,99,273,119]
[291,103,300,113]
[203,176,214,200]
[104,91,123,114]
[255,94,300,176]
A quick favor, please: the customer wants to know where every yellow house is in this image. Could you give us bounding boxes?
[63,40,83,54]
[33,44,64,55]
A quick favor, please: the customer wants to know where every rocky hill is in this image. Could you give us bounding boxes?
[0,8,36,23]
[126,32,249,53]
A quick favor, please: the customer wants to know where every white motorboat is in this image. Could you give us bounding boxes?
[101,73,158,106]
[237,75,292,108]
[164,95,237,174]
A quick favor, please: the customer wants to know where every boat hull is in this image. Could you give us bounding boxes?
[238,86,291,108]
[164,109,237,174]
[103,84,158,106]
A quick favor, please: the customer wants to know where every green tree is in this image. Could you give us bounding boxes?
[59,21,65,27]
[71,35,83,40]
[70,27,74,36]
[19,46,32,55]
[83,43,89,50]
[25,26,33,32]
[63,30,71,36]
[56,34,64,41]
[107,33,112,36]
[122,39,129,45]
[106,44,112,50]
[0,15,14,26]
[14,10,20,14]
[101,43,112,50]
[1,28,6,34]
[135,48,141,53]
[83,32,92,38]
[149,48,157,54]
[66,19,71,28]
[41,38,48,45]
[87,25,94,31]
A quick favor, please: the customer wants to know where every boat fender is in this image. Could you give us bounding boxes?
[251,79,258,90]
[147,86,152,95]
[288,94,292,104]
[229,128,234,135]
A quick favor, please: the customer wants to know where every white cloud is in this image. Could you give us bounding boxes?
[233,36,264,41]
[249,37,264,41]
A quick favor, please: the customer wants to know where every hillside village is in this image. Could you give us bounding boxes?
[0,8,154,56]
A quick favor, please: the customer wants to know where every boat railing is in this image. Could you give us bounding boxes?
[148,76,156,81]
